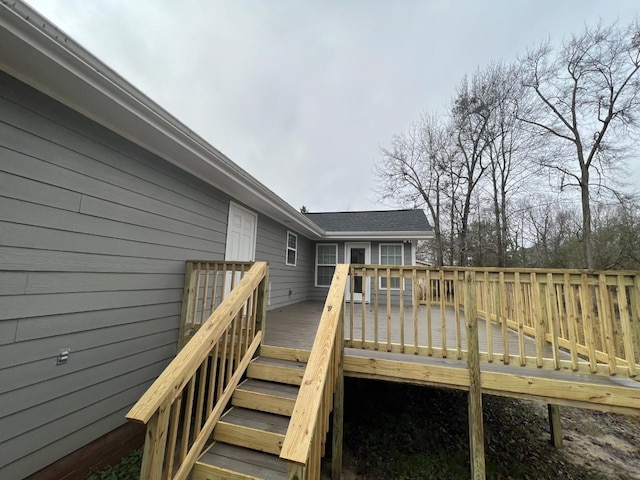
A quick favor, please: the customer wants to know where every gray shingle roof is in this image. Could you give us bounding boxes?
[304,209,432,233]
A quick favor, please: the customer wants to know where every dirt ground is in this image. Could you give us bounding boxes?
[322,387,640,480]
[530,403,640,480]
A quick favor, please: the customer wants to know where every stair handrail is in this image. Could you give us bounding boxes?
[126,261,268,480]
[280,263,349,479]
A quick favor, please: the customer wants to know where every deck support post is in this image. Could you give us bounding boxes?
[464,271,486,480]
[177,261,196,351]
[547,404,563,448]
[332,305,345,480]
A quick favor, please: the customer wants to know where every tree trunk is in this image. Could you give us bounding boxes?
[581,166,593,269]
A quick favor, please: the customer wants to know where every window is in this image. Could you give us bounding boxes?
[286,231,298,266]
[379,243,403,289]
[316,244,338,287]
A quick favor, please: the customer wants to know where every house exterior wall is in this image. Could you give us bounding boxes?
[0,71,312,479]
[310,240,416,303]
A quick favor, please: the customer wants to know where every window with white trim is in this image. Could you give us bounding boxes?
[286,231,298,266]
[316,244,338,287]
[379,243,403,289]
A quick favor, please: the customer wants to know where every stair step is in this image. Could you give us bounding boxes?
[194,442,286,480]
[259,345,310,363]
[247,357,306,386]
[233,379,299,416]
[213,407,288,455]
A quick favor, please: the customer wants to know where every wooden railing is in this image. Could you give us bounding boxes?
[178,261,255,350]
[126,261,269,480]
[346,265,640,378]
[280,264,349,480]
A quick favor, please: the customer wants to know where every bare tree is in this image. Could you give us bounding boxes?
[375,113,450,266]
[482,62,536,266]
[519,20,640,268]
[450,72,498,265]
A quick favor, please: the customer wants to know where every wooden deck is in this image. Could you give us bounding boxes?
[264,301,640,415]
[131,263,640,479]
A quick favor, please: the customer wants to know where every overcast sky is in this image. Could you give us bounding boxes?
[26,0,640,212]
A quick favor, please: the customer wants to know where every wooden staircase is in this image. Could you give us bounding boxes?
[191,348,307,480]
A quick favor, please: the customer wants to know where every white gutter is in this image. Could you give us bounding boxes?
[0,0,324,239]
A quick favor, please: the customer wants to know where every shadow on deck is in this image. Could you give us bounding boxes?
[265,301,640,415]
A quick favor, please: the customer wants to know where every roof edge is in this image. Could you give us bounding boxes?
[322,231,434,240]
[0,0,324,238]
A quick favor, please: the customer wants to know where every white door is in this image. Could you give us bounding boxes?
[224,202,257,295]
[345,243,370,303]
[225,202,257,261]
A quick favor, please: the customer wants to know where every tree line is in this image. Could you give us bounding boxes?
[376,19,640,270]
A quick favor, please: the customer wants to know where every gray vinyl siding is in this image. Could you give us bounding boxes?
[256,216,314,308]
[0,71,312,479]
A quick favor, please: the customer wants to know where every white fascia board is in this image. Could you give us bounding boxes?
[321,231,434,241]
[0,1,324,239]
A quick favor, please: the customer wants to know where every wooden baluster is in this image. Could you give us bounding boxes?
[193,263,202,328]
[564,274,579,371]
[484,271,493,363]
[374,267,379,350]
[556,283,566,341]
[598,274,617,375]
[349,266,354,346]
[164,394,183,480]
[255,268,269,334]
[180,377,196,461]
[207,344,219,412]
[217,323,229,399]
[210,264,219,311]
[193,362,209,439]
[514,273,526,366]
[361,267,367,347]
[220,265,228,304]
[546,273,561,370]
[413,269,419,353]
[531,272,545,368]
[499,272,509,365]
[178,262,196,350]
[227,315,239,384]
[617,275,636,377]
[386,268,392,352]
[200,262,210,326]
[426,269,433,356]
[440,270,447,357]
[455,271,462,360]
[399,268,405,353]
[579,274,598,373]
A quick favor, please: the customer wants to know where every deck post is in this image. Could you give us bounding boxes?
[177,261,196,351]
[332,304,345,480]
[464,271,486,480]
[547,404,563,448]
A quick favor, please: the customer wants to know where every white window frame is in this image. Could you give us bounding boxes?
[315,243,338,287]
[286,231,298,266]
[379,243,404,290]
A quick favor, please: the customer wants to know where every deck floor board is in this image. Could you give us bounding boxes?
[264,301,640,413]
